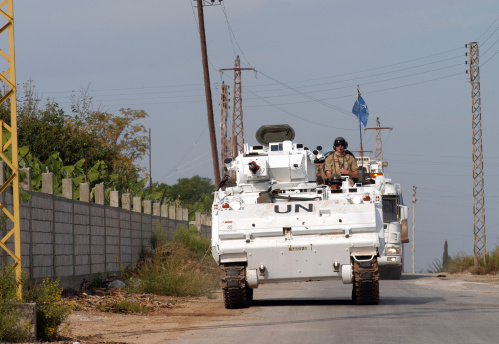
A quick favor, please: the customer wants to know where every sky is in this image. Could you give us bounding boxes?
[10,1,499,272]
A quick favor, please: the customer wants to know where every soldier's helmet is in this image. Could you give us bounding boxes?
[334,137,348,149]
[331,173,342,183]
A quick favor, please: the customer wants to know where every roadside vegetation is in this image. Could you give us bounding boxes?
[125,225,219,298]
[0,264,72,342]
[1,82,218,340]
[427,241,499,274]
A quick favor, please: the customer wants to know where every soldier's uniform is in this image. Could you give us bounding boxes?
[315,162,327,184]
[324,152,358,186]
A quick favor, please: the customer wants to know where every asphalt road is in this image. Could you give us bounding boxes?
[172,274,499,344]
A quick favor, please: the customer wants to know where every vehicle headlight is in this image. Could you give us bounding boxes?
[387,246,401,254]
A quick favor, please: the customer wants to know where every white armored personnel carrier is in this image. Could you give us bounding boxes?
[211,125,385,308]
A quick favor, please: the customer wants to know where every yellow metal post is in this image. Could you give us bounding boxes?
[0,0,22,297]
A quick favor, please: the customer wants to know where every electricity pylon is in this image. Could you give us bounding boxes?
[220,81,231,178]
[0,0,22,297]
[469,42,486,266]
[364,117,392,171]
[220,56,254,158]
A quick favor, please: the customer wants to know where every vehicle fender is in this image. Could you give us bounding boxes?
[246,268,258,288]
[341,264,353,284]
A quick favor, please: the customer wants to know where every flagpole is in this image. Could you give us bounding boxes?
[357,86,364,166]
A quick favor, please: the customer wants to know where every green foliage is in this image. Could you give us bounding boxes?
[23,278,73,341]
[446,251,475,273]
[173,225,211,258]
[90,272,104,289]
[0,264,31,342]
[127,227,218,297]
[149,221,169,250]
[153,175,214,217]
[16,145,119,200]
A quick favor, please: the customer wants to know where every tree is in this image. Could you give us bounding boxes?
[0,82,150,194]
[442,240,450,271]
[152,175,214,219]
[69,87,149,192]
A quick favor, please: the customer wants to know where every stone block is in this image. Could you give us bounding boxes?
[15,303,37,341]
[55,265,73,277]
[75,265,90,276]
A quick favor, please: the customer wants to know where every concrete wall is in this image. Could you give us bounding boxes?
[0,172,212,289]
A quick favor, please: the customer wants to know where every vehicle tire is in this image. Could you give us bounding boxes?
[246,286,254,303]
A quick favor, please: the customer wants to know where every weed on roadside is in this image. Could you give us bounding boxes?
[0,263,31,342]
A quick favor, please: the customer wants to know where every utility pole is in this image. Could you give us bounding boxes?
[412,186,416,273]
[220,81,231,178]
[364,117,392,170]
[149,128,152,194]
[195,0,220,187]
[220,56,255,158]
[468,42,486,267]
[0,0,22,297]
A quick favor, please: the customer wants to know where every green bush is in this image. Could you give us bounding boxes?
[446,246,499,274]
[149,220,169,251]
[0,264,30,342]
[24,278,73,341]
[128,227,218,297]
[173,225,211,257]
[128,243,218,297]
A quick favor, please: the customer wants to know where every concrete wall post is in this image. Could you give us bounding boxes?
[20,167,31,191]
[110,191,119,207]
[153,202,160,216]
[122,194,131,210]
[95,183,105,205]
[161,204,169,218]
[133,197,141,212]
[62,178,73,199]
[144,200,152,214]
[42,173,54,194]
[79,182,90,202]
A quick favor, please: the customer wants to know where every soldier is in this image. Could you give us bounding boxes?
[315,161,326,185]
[329,173,342,190]
[325,137,359,186]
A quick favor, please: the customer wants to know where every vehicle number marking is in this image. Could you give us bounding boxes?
[223,222,235,231]
[289,246,307,251]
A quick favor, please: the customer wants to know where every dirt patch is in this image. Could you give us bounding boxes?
[56,290,256,344]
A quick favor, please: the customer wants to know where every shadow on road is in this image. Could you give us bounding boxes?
[252,298,353,307]
[252,296,444,307]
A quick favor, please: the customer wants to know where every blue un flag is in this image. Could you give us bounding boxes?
[352,95,369,128]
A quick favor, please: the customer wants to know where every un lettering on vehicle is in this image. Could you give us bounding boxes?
[274,203,313,214]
